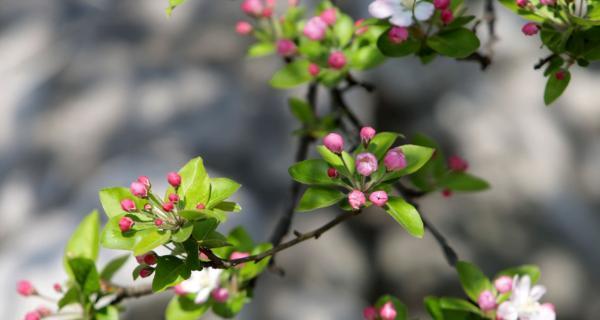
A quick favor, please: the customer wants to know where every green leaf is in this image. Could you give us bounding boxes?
[334,14,354,47]
[427,28,480,58]
[207,178,241,208]
[382,144,436,181]
[318,69,346,87]
[374,295,408,320]
[166,0,187,16]
[96,306,120,320]
[100,255,129,281]
[132,229,172,256]
[377,30,420,57]
[99,187,148,218]
[171,222,194,243]
[199,231,231,248]
[58,287,81,310]
[438,172,490,191]
[239,243,273,281]
[496,265,541,283]
[384,197,424,238]
[166,296,210,320]
[544,70,570,105]
[152,255,191,292]
[351,45,386,70]
[439,297,483,315]
[68,257,101,295]
[424,296,444,320]
[212,291,248,318]
[64,211,100,279]
[366,132,399,160]
[247,42,276,57]
[341,151,356,176]
[497,0,545,22]
[227,226,255,252]
[317,145,347,175]
[289,97,316,125]
[456,261,493,302]
[289,159,343,186]
[100,214,137,251]
[213,201,242,212]
[297,187,346,212]
[270,60,312,89]
[183,237,200,270]
[192,219,219,241]
[174,157,211,210]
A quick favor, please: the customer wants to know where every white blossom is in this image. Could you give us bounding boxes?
[496,275,556,320]
[368,0,434,27]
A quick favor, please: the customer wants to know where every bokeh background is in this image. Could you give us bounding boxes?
[1,0,598,319]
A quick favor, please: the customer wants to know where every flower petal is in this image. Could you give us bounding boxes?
[390,9,413,27]
[530,285,547,301]
[414,2,435,21]
[497,302,519,320]
[194,287,211,304]
[369,0,395,19]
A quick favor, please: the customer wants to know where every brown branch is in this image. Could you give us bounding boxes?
[534,54,557,70]
[459,52,492,70]
[107,283,153,306]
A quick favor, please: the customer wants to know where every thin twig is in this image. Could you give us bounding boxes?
[107,283,154,306]
[534,54,557,70]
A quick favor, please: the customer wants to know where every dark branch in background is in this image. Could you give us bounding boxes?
[460,52,492,70]
[534,54,557,70]
[107,282,154,306]
[461,0,497,70]
[269,82,318,247]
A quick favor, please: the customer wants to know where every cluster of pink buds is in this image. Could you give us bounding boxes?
[363,301,397,320]
[237,0,299,36]
[516,0,559,36]
[433,0,453,25]
[118,171,192,234]
[24,307,52,320]
[16,281,55,320]
[323,127,408,211]
[136,252,158,278]
[303,8,337,41]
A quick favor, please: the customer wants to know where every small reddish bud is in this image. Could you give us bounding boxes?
[308,63,320,77]
[441,9,454,25]
[516,0,529,7]
[442,189,452,198]
[328,51,347,70]
[262,6,273,18]
[320,8,337,26]
[323,133,344,153]
[130,181,148,198]
[162,201,175,212]
[448,155,469,172]
[168,193,180,203]
[276,39,297,57]
[36,306,52,317]
[17,280,36,297]
[327,167,339,178]
[477,290,496,311]
[139,267,154,278]
[240,0,263,17]
[120,198,136,212]
[118,217,134,232]
[434,0,450,10]
[211,287,229,302]
[360,126,376,143]
[24,311,41,320]
[379,301,397,320]
[348,190,366,210]
[363,306,378,320]
[135,255,145,264]
[555,70,566,80]
[522,22,539,36]
[137,176,151,188]
[236,21,253,35]
[167,172,182,188]
[388,26,409,44]
[53,283,62,293]
[369,191,389,207]
[143,251,158,265]
[196,203,206,210]
[154,219,164,227]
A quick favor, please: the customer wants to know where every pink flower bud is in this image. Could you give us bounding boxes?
[236,21,253,35]
[199,252,209,260]
[262,6,273,18]
[17,280,36,297]
[137,176,151,188]
[167,172,182,188]
[323,133,344,153]
[494,276,513,294]
[139,267,154,278]
[231,251,250,268]
[388,26,409,44]
[211,287,229,302]
[348,190,366,210]
[24,311,41,320]
[135,254,145,264]
[143,203,153,211]
[363,306,378,320]
[36,306,51,317]
[477,290,496,311]
[356,153,378,177]
[320,8,337,25]
[118,217,134,232]
[143,252,158,265]
[196,203,206,210]
[328,51,347,69]
[434,0,450,10]
[303,16,327,40]
[441,9,454,25]
[369,191,389,207]
[327,167,339,178]
[168,193,180,203]
[277,39,297,57]
[555,70,566,80]
[174,284,187,295]
[53,283,62,293]
[120,198,136,212]
[442,188,452,198]
[162,201,174,212]
[130,181,148,198]
[309,63,320,77]
[379,301,397,320]
[448,155,469,172]
[154,219,163,227]
[360,127,376,144]
[516,0,529,7]
[384,148,407,171]
[288,0,299,7]
[240,0,264,17]
[540,0,555,5]
[522,22,539,36]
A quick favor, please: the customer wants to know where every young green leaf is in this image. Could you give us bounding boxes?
[247,42,276,58]
[166,296,211,320]
[289,159,342,186]
[544,70,570,105]
[100,215,137,251]
[99,187,147,218]
[297,187,346,212]
[334,14,354,47]
[495,265,541,283]
[166,0,187,16]
[191,218,219,241]
[270,60,312,89]
[439,297,483,315]
[171,222,194,243]
[438,172,490,191]
[377,31,420,57]
[100,255,129,281]
[58,287,81,310]
[427,28,480,58]
[366,132,399,160]
[424,296,444,320]
[174,157,211,210]
[207,178,241,208]
[152,256,191,292]
[384,197,424,238]
[317,145,347,174]
[227,226,255,252]
[456,261,493,302]
[212,291,248,318]
[132,229,172,256]
[67,257,101,295]
[64,211,100,279]
[289,97,316,125]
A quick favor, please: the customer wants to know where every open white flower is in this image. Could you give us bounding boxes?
[176,268,223,304]
[497,275,556,320]
[368,0,435,27]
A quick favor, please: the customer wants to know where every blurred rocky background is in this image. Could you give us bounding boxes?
[1,0,598,319]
